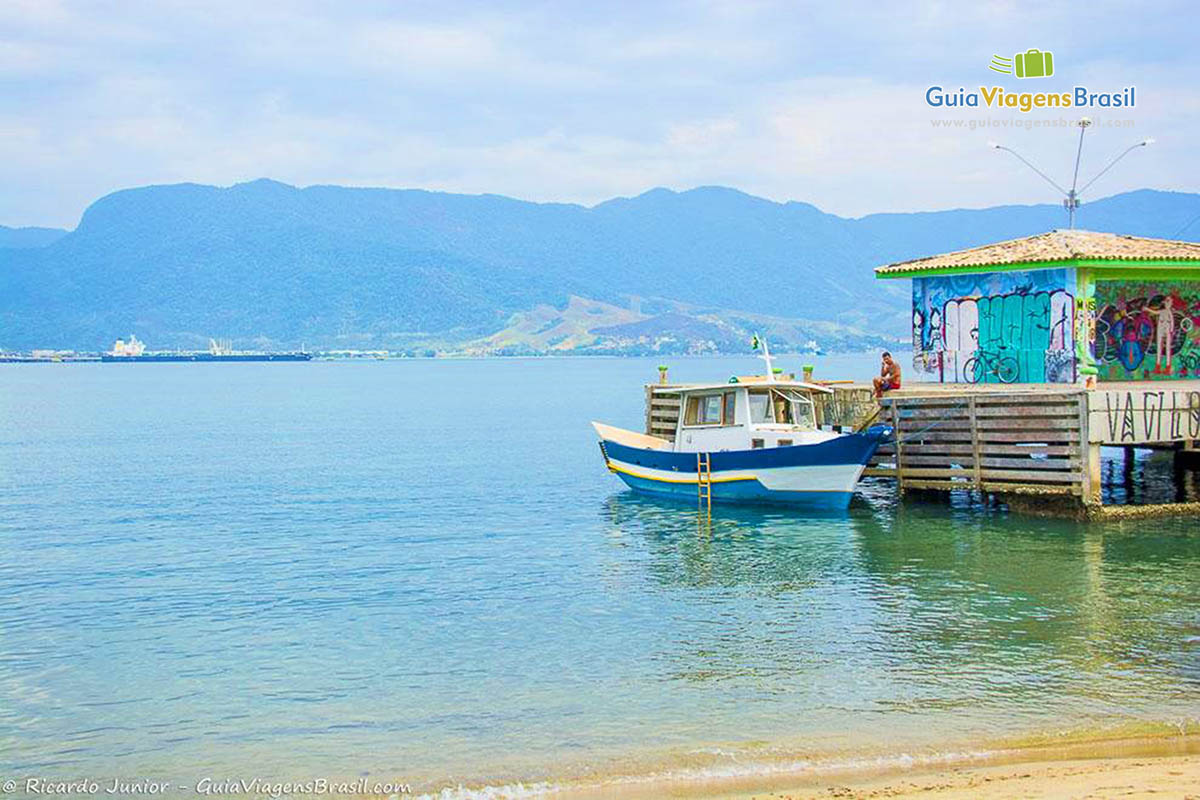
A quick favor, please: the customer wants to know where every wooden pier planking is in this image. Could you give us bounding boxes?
[645,386,682,442]
[871,388,1089,497]
[870,380,1200,509]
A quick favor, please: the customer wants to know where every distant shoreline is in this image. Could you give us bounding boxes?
[0,348,907,363]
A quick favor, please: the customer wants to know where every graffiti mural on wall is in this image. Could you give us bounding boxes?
[912,269,1075,383]
[1093,280,1200,381]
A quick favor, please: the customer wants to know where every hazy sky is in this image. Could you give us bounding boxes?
[3,0,1197,228]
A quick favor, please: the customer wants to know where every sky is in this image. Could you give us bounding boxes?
[2,0,1198,229]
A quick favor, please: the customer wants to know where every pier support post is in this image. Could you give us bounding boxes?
[1078,391,1102,508]
[644,385,654,437]
[968,396,982,492]
[889,400,904,495]
[1084,442,1103,506]
[1122,446,1136,502]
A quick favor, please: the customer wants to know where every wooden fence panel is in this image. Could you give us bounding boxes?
[888,393,1086,498]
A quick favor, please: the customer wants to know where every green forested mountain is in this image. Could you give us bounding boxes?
[3,180,1199,353]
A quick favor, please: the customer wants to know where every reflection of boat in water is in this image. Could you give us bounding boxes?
[593,337,891,510]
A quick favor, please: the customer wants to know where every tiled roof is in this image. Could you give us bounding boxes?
[875,230,1200,276]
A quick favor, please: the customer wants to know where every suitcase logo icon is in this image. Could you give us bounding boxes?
[989,49,1055,78]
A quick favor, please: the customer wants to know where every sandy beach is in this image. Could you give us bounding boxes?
[713,754,1200,799]
[533,735,1200,800]
[686,736,1200,800]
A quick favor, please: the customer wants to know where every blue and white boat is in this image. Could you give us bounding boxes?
[593,341,891,510]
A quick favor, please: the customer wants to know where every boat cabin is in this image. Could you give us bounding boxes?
[670,379,835,452]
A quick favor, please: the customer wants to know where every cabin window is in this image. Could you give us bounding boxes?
[778,439,793,447]
[684,391,736,426]
[685,394,722,425]
[793,397,816,429]
[751,438,764,449]
[748,391,773,423]
[773,394,794,424]
[750,388,817,429]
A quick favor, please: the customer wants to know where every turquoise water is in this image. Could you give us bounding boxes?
[2,355,1198,794]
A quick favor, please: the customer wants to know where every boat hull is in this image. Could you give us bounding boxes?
[599,427,890,510]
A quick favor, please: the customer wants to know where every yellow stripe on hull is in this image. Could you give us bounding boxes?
[606,461,757,485]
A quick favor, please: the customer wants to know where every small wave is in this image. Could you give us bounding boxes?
[411,724,1200,799]
[413,782,559,800]
[411,747,1001,799]
[609,747,998,785]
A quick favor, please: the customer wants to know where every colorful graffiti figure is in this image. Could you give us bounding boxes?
[1093,283,1199,381]
[1153,298,1175,374]
[1181,314,1198,377]
[1111,298,1154,372]
[928,308,943,353]
[912,308,926,354]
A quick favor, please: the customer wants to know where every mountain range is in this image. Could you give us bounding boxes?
[0,225,68,250]
[3,181,1200,353]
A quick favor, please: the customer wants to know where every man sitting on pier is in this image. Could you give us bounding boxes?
[873,351,902,397]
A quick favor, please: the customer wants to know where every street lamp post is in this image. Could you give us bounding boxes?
[989,118,1154,229]
[1062,116,1091,228]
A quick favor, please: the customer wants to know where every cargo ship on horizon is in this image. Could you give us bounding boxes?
[101,335,312,363]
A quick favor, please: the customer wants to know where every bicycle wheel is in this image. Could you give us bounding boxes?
[996,356,1019,384]
[962,356,981,384]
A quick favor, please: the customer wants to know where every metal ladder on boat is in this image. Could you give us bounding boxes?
[696,452,712,512]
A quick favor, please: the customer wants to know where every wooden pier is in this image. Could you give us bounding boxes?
[645,380,1200,517]
[868,381,1200,508]
[866,387,1092,500]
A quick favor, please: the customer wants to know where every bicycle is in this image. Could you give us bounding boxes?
[962,349,1019,384]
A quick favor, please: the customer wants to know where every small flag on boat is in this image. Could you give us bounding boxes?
[751,334,760,350]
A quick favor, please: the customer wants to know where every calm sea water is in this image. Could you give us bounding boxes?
[2,355,1198,794]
